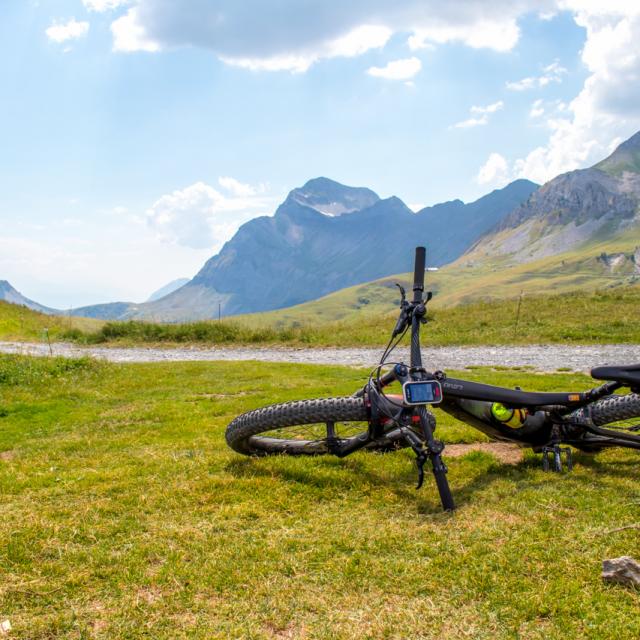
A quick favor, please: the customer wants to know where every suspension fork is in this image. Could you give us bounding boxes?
[415,407,455,511]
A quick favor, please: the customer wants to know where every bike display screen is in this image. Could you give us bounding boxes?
[402,380,443,405]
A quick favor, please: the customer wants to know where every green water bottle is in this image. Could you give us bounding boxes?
[491,403,528,428]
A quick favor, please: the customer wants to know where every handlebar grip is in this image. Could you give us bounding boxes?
[378,369,398,388]
[413,246,426,292]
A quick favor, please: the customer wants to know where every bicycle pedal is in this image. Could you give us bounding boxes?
[541,445,573,473]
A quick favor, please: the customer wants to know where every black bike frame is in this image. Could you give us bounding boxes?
[328,247,640,508]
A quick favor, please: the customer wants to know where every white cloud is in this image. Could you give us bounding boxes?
[408,19,520,52]
[111,8,160,52]
[327,25,393,58]
[82,0,129,11]
[220,25,391,73]
[476,153,509,186]
[105,1,534,70]
[453,100,504,128]
[471,100,504,114]
[530,98,545,118]
[220,54,315,74]
[453,115,489,129]
[506,59,567,90]
[507,77,536,91]
[540,61,567,83]
[45,18,89,43]
[367,57,422,81]
[218,176,256,197]
[513,4,640,183]
[146,180,277,250]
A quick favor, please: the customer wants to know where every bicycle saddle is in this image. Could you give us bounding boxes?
[591,363,640,389]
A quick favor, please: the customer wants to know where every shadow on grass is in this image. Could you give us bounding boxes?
[224,446,640,514]
[224,451,528,513]
[566,450,640,487]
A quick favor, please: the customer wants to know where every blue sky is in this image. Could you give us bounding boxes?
[1,1,639,307]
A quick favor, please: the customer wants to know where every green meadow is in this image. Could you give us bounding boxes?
[1,354,639,638]
[0,301,102,343]
[2,285,640,348]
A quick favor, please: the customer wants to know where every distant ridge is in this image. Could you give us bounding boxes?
[0,280,56,315]
[147,278,190,302]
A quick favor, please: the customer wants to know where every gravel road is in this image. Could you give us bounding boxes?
[1,341,639,372]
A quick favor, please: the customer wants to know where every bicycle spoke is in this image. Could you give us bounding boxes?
[254,420,368,443]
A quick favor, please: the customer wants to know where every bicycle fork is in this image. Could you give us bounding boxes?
[402,408,455,512]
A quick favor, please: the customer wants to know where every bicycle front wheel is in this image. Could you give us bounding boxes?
[226,396,403,456]
[590,393,640,431]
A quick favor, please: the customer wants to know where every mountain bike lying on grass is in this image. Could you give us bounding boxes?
[226,247,640,511]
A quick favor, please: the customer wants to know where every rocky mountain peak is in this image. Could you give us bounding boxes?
[287,177,380,217]
[596,129,640,176]
[616,130,640,152]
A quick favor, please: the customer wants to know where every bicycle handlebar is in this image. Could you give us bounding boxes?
[413,246,425,303]
[378,369,398,388]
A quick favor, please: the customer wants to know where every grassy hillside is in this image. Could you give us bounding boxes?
[1,354,639,638]
[2,286,640,347]
[0,300,102,342]
[240,229,640,328]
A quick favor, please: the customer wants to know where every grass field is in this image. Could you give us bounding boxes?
[0,301,102,343]
[1,355,639,639]
[2,285,640,348]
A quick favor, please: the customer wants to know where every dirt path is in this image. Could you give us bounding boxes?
[445,443,524,464]
[1,341,639,372]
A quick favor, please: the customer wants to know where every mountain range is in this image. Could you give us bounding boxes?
[61,177,537,320]
[2,130,639,321]
[465,131,640,265]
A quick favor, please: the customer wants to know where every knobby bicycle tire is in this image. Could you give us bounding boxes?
[589,392,640,428]
[225,396,404,456]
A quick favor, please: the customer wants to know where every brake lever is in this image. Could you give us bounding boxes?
[392,284,410,337]
[401,426,429,490]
